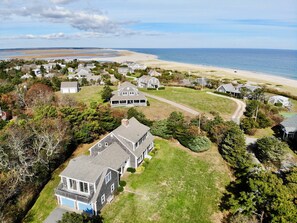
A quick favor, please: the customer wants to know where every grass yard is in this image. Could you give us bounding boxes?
[102,138,231,223]
[141,87,237,118]
[23,141,99,223]
[71,85,105,105]
[112,97,195,121]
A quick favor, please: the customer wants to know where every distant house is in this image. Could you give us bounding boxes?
[180,79,194,87]
[118,67,133,76]
[216,83,241,96]
[121,62,146,71]
[280,114,297,140]
[195,77,209,87]
[21,74,33,79]
[55,117,154,215]
[60,82,79,94]
[110,82,147,107]
[148,69,161,77]
[137,75,160,89]
[268,96,291,108]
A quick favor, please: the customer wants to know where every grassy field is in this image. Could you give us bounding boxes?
[102,138,231,223]
[113,97,195,121]
[141,87,237,118]
[23,141,98,223]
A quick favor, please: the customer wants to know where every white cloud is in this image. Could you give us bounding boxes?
[50,0,77,4]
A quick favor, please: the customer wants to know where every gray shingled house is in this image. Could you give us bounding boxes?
[110,82,147,107]
[137,75,160,89]
[55,117,154,214]
[280,114,297,140]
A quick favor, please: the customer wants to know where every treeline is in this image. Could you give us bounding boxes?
[0,82,123,222]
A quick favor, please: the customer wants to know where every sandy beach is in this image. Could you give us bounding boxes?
[95,50,297,95]
[7,48,297,95]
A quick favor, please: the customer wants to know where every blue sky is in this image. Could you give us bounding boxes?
[0,0,296,49]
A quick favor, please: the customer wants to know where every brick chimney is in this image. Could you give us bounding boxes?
[121,119,129,127]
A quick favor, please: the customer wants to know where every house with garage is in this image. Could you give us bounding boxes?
[60,81,79,94]
[137,75,160,89]
[110,82,147,107]
[55,117,154,215]
[280,114,297,140]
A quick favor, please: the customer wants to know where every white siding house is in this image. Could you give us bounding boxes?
[61,82,79,94]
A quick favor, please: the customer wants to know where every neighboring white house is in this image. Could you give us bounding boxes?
[21,74,33,79]
[268,95,291,108]
[137,75,160,89]
[148,69,161,77]
[60,82,79,94]
[118,67,134,76]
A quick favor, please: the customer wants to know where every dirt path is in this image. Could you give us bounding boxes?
[143,93,200,116]
[206,92,246,124]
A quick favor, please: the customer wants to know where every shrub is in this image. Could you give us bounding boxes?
[274,102,283,107]
[185,136,212,152]
[136,166,145,173]
[119,181,127,187]
[127,167,136,173]
[158,86,165,90]
[151,119,171,139]
[117,186,124,192]
[147,87,156,90]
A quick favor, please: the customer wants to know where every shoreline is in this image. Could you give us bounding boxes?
[2,48,297,94]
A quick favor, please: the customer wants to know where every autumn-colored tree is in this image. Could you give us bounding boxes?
[25,83,54,108]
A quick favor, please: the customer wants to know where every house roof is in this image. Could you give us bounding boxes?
[118,81,137,89]
[61,82,78,88]
[269,95,289,101]
[218,83,240,93]
[280,114,297,133]
[138,75,158,83]
[196,77,209,86]
[110,92,147,101]
[93,142,130,170]
[113,117,150,144]
[60,156,106,183]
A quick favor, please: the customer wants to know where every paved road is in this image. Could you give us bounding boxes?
[143,92,200,116]
[206,92,246,124]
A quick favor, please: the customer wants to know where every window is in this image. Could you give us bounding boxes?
[105,142,108,146]
[101,194,105,204]
[111,183,115,193]
[98,143,102,148]
[69,179,77,190]
[79,181,88,193]
[105,172,112,184]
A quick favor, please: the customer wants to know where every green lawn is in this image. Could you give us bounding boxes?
[141,87,237,118]
[102,138,230,223]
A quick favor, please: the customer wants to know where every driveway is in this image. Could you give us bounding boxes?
[44,207,68,223]
[206,92,246,124]
[143,92,200,116]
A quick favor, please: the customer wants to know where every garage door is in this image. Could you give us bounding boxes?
[61,197,75,209]
[78,202,93,214]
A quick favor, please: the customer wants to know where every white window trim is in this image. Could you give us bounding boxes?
[101,194,105,204]
[105,172,112,184]
[111,183,115,193]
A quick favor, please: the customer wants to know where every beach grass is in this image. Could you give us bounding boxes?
[141,87,237,118]
[102,138,230,223]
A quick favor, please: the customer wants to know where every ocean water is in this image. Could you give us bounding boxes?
[127,48,297,81]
